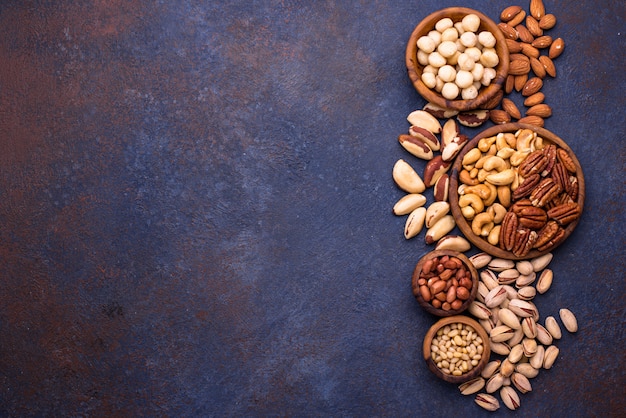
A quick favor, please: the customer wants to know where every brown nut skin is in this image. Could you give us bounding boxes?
[423,156,452,188]
[549,38,565,59]
[434,174,450,202]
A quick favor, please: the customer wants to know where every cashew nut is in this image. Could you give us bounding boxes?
[463,184,492,200]
[482,155,508,172]
[459,193,485,214]
[487,203,508,224]
[488,225,501,245]
[462,147,482,166]
[459,169,480,185]
[483,182,498,207]
[485,169,515,186]
[515,129,535,153]
[472,212,494,236]
[496,133,510,151]
[461,206,476,220]
[478,135,496,152]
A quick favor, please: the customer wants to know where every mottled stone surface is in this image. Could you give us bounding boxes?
[0,1,623,416]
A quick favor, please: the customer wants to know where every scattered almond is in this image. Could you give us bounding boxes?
[515,74,529,92]
[515,24,535,43]
[539,14,557,30]
[521,77,543,96]
[520,42,540,59]
[539,55,557,77]
[526,15,543,37]
[498,22,519,40]
[526,103,552,118]
[530,57,546,78]
[523,92,545,107]
[501,5,523,22]
[502,98,522,119]
[490,109,512,124]
[532,35,553,49]
[506,39,523,53]
[508,9,527,28]
[549,37,565,59]
[509,58,531,75]
[530,0,546,20]
[505,74,515,94]
[518,115,544,127]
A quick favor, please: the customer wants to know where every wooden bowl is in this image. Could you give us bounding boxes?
[411,250,478,317]
[449,123,586,260]
[423,315,490,384]
[406,7,509,111]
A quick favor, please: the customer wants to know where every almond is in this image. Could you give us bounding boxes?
[500,5,522,22]
[510,53,530,62]
[522,77,543,96]
[526,16,543,37]
[539,55,557,77]
[490,109,511,124]
[508,10,527,28]
[526,103,552,118]
[505,74,515,94]
[520,42,540,59]
[515,24,535,43]
[523,92,545,107]
[498,22,519,40]
[483,89,505,110]
[509,58,531,75]
[506,39,523,53]
[539,14,557,30]
[530,57,546,78]
[519,115,544,127]
[502,98,522,119]
[532,35,553,49]
[515,74,529,92]
[549,37,565,59]
[530,0,546,20]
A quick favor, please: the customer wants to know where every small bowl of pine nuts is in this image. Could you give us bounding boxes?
[406,7,509,111]
[422,315,491,384]
[412,250,479,317]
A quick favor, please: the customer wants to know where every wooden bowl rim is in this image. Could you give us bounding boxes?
[422,315,491,384]
[449,123,586,260]
[411,249,479,317]
[405,7,509,111]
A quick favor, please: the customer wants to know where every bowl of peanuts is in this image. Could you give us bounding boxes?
[406,7,509,111]
[422,315,491,384]
[411,250,479,317]
[449,123,585,260]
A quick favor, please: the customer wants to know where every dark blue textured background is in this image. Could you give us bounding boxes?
[0,0,624,416]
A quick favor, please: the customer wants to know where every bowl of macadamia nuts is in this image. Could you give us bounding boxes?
[449,123,585,260]
[406,7,509,111]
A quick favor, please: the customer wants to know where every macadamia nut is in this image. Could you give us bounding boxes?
[437,40,457,58]
[478,31,496,48]
[417,35,436,53]
[460,31,478,48]
[442,82,459,100]
[461,13,481,32]
[435,17,454,32]
[438,65,457,82]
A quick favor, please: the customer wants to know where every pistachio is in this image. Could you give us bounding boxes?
[500,386,521,410]
[536,324,554,346]
[559,308,578,333]
[517,286,537,301]
[490,341,512,356]
[490,325,515,343]
[481,360,502,379]
[488,258,516,272]
[485,285,508,308]
[530,345,545,369]
[522,317,538,339]
[459,377,486,395]
[543,345,559,369]
[508,327,525,347]
[468,300,493,320]
[535,269,553,294]
[480,269,500,290]
[476,282,490,304]
[469,252,492,270]
[500,358,516,377]
[498,268,520,285]
[530,252,553,271]
[508,299,537,318]
[508,343,525,363]
[485,373,505,393]
[393,193,427,215]
[516,362,539,379]
[499,308,522,330]
[522,337,538,357]
[516,272,537,289]
[545,316,562,339]
[475,393,500,411]
[511,372,533,394]
[515,260,534,276]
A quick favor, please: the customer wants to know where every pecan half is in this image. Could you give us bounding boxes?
[511,199,548,229]
[500,211,519,251]
[567,175,579,201]
[518,150,548,178]
[534,220,561,249]
[530,177,562,207]
[551,161,569,192]
[512,228,538,258]
[557,148,577,173]
[537,226,566,251]
[547,202,581,226]
[513,173,541,200]
[541,145,557,176]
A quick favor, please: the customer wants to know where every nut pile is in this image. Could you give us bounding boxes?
[459,251,579,411]
[416,13,500,101]
[415,254,473,312]
[458,128,581,256]
[431,322,485,376]
[490,0,564,127]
